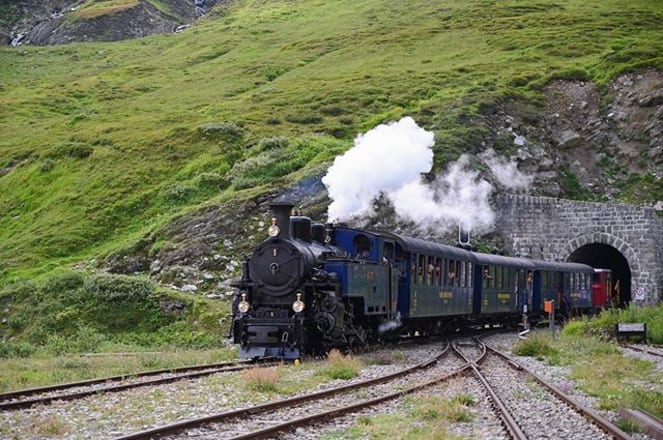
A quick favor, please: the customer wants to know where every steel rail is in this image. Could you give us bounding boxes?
[112,343,452,440]
[0,358,268,402]
[226,365,471,440]
[483,341,633,440]
[623,344,663,358]
[0,360,278,411]
[452,340,527,440]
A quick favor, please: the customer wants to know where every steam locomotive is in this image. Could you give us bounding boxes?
[230,202,612,358]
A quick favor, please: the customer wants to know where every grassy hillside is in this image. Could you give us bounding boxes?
[1,0,662,278]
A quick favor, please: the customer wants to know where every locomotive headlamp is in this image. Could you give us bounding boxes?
[292,292,305,313]
[238,292,250,313]
[268,217,280,237]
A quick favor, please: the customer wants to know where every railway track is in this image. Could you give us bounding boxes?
[623,343,663,358]
[112,342,461,439]
[470,339,633,440]
[0,358,275,411]
[1,334,646,439]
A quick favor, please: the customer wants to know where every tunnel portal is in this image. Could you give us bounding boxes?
[567,243,632,307]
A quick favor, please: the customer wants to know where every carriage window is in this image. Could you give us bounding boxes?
[482,265,490,289]
[417,255,425,284]
[460,262,466,287]
[382,242,394,263]
[435,258,442,285]
[496,266,503,288]
[527,270,533,291]
[448,259,457,286]
[426,256,435,285]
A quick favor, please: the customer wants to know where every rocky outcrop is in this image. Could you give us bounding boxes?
[476,69,663,199]
[3,0,223,46]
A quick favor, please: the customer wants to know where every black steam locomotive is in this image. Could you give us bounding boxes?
[230,202,611,358]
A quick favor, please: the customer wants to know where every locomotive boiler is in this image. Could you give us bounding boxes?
[230,202,367,358]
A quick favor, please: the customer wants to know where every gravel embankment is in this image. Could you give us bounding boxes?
[0,333,660,439]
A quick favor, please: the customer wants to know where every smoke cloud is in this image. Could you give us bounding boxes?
[388,155,495,232]
[322,116,434,222]
[322,117,531,235]
[480,148,533,190]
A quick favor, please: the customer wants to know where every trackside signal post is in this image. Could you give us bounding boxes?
[544,300,555,339]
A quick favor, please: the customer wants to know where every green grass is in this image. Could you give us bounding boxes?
[318,349,363,380]
[0,270,230,359]
[320,392,474,439]
[561,303,663,344]
[1,0,662,279]
[516,328,663,420]
[0,348,237,393]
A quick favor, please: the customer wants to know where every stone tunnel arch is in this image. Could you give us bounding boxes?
[562,233,637,307]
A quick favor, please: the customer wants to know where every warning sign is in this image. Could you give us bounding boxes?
[634,287,646,301]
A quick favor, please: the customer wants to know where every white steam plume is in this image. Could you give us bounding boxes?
[322,116,434,222]
[389,155,495,232]
[480,148,533,190]
[322,118,531,235]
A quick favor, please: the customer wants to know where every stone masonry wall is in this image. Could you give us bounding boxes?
[495,194,663,304]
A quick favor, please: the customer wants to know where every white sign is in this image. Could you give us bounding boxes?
[634,287,645,301]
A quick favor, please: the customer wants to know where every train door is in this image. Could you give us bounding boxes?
[381,240,398,320]
[531,270,541,313]
[396,249,412,321]
[516,269,529,313]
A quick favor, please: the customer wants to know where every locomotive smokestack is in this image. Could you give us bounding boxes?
[269,202,294,239]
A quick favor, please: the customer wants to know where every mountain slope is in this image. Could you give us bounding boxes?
[0,0,662,278]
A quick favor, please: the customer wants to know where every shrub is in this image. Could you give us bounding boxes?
[513,335,558,360]
[47,142,94,159]
[413,394,475,423]
[561,318,590,337]
[162,182,196,203]
[587,304,663,344]
[257,136,289,151]
[319,349,362,380]
[39,159,55,172]
[615,418,640,433]
[284,113,323,124]
[83,274,153,303]
[42,271,85,296]
[194,172,228,190]
[242,367,280,392]
[264,66,286,81]
[0,341,37,358]
[197,122,244,140]
[451,393,476,407]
